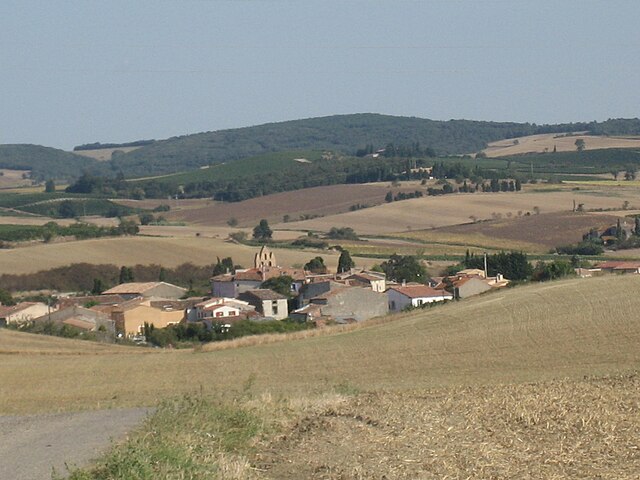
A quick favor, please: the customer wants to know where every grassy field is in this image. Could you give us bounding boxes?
[0,236,377,274]
[71,146,141,161]
[483,132,640,157]
[279,187,640,234]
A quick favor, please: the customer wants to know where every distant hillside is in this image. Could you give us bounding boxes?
[108,114,639,177]
[0,145,99,182]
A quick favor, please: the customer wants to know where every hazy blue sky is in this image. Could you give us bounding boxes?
[1,0,639,149]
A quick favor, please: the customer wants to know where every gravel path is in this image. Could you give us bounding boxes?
[0,408,151,479]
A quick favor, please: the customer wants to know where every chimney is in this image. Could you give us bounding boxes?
[402,279,406,287]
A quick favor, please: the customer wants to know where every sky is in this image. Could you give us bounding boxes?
[1,0,639,149]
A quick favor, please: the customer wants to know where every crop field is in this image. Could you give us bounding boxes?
[482,132,640,157]
[0,236,376,275]
[0,169,32,189]
[279,187,640,235]
[157,184,416,227]
[398,211,624,253]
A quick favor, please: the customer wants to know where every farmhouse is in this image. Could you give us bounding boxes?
[238,289,289,320]
[293,285,388,323]
[0,302,53,327]
[387,284,453,312]
[188,297,253,322]
[105,298,187,337]
[102,282,187,300]
[436,276,492,299]
[595,261,640,274]
[212,266,306,298]
[32,306,114,335]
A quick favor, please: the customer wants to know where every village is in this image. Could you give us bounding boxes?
[0,245,518,344]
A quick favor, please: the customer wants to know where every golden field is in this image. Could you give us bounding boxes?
[0,235,377,274]
[279,186,640,234]
[482,132,640,157]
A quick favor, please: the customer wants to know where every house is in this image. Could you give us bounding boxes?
[102,282,187,300]
[0,302,53,327]
[595,261,640,274]
[238,289,289,320]
[32,306,114,335]
[212,266,306,298]
[187,297,254,322]
[435,275,492,299]
[105,298,187,337]
[387,284,453,312]
[293,285,388,323]
[338,270,386,292]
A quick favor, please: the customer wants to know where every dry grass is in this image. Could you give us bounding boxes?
[0,169,32,189]
[482,132,640,157]
[0,329,139,355]
[71,146,141,161]
[0,236,377,274]
[2,275,640,415]
[255,375,640,479]
[279,187,640,234]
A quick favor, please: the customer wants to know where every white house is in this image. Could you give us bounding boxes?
[0,302,54,326]
[386,284,453,312]
[188,297,252,321]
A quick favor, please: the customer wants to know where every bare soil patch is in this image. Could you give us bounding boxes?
[0,169,32,189]
[405,211,623,252]
[157,184,416,227]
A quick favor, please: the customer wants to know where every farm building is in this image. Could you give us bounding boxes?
[102,282,187,300]
[293,285,387,323]
[239,289,289,320]
[0,302,53,327]
[32,306,114,335]
[387,284,453,312]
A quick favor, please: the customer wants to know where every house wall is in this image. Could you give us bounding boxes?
[6,304,52,325]
[259,298,288,320]
[198,305,239,320]
[123,305,185,336]
[457,279,491,298]
[387,289,412,312]
[319,288,388,322]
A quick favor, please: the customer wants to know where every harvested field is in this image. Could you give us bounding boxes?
[280,188,640,234]
[482,132,640,157]
[0,169,32,189]
[0,329,138,355]
[137,225,305,241]
[151,184,417,227]
[399,211,624,253]
[0,236,376,274]
[256,375,640,479]
[2,275,640,414]
[71,146,140,161]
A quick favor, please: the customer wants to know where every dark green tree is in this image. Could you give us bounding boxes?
[385,191,393,202]
[261,275,293,297]
[253,219,272,241]
[44,179,55,193]
[91,278,105,295]
[158,267,167,282]
[212,257,234,276]
[635,217,640,236]
[119,266,134,284]
[304,256,327,274]
[337,250,355,273]
[380,254,427,283]
[0,288,15,306]
[575,138,586,152]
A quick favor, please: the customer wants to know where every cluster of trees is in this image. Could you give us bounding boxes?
[327,227,359,241]
[385,190,424,202]
[0,262,220,294]
[462,251,533,281]
[0,221,138,243]
[144,319,311,348]
[379,254,426,283]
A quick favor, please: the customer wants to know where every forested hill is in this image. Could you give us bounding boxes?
[0,144,99,182]
[4,115,640,181]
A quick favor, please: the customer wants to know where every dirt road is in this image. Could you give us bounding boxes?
[0,408,150,479]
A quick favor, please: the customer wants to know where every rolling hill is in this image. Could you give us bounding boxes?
[0,144,99,182]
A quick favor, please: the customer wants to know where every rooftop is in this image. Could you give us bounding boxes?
[103,282,185,295]
[389,284,451,299]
